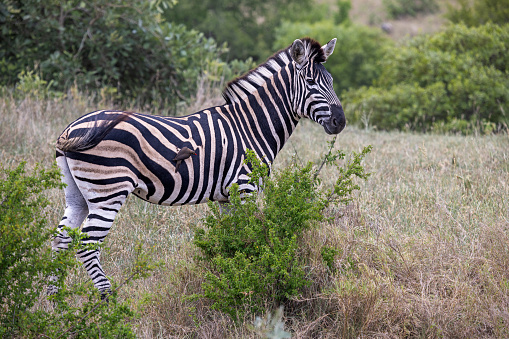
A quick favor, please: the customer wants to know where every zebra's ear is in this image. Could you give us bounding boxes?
[290,39,307,69]
[321,38,337,62]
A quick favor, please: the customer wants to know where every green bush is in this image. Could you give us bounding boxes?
[163,0,315,62]
[0,0,252,108]
[0,162,154,337]
[344,23,509,133]
[383,0,439,19]
[446,0,509,26]
[0,162,64,336]
[274,20,393,95]
[193,146,372,320]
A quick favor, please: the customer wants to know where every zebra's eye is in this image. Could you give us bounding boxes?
[306,78,315,85]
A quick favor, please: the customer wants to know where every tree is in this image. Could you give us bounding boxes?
[163,0,314,62]
[0,0,248,108]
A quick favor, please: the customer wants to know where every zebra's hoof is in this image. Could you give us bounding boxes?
[100,289,112,303]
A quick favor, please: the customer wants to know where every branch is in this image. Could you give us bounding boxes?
[313,135,337,180]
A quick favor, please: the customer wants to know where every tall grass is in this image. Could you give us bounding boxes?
[1,85,508,337]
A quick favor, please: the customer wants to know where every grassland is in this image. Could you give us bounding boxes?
[1,89,508,338]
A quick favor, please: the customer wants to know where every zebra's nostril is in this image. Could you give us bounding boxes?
[331,117,338,127]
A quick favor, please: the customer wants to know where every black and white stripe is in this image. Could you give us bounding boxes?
[50,38,345,294]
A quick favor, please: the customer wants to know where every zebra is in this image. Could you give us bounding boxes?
[49,37,346,297]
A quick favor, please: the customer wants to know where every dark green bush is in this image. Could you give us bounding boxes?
[383,0,439,19]
[344,23,509,133]
[0,162,154,337]
[193,146,372,320]
[0,0,252,108]
[274,20,393,95]
[163,0,315,62]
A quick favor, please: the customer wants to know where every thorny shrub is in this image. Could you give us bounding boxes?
[192,144,372,320]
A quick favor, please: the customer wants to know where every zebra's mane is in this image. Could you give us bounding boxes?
[222,38,325,105]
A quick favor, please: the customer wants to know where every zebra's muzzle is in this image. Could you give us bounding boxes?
[323,104,346,135]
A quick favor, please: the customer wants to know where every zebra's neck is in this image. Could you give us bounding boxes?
[222,49,294,105]
[222,64,300,165]
[219,46,307,165]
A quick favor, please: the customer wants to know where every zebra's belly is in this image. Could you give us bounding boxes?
[131,182,228,206]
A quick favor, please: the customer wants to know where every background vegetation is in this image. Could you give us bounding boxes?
[2,0,508,131]
[1,0,508,337]
[0,0,253,109]
[345,23,509,133]
[446,0,509,26]
[163,0,315,61]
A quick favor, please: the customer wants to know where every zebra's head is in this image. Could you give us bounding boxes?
[290,38,346,135]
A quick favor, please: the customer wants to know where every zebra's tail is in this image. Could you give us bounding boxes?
[56,112,131,153]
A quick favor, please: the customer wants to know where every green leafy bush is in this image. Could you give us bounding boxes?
[446,0,509,26]
[0,0,252,108]
[0,162,64,336]
[344,23,509,133]
[193,146,372,320]
[383,0,439,18]
[274,20,392,95]
[0,162,154,337]
[163,0,315,62]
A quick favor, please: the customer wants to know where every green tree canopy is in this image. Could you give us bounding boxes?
[163,0,315,62]
[0,0,250,108]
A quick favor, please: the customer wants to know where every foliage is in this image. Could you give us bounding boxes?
[163,0,315,62]
[0,162,155,337]
[14,70,59,100]
[193,146,372,320]
[383,0,439,19]
[274,20,393,95]
[344,23,509,133]
[335,0,352,25]
[446,0,509,26]
[0,162,64,336]
[0,0,252,109]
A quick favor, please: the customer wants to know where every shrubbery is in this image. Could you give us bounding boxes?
[0,162,63,336]
[446,0,509,26]
[0,162,154,337]
[274,20,392,95]
[192,146,372,320]
[163,0,315,62]
[344,23,509,133]
[0,0,253,109]
[383,0,439,18]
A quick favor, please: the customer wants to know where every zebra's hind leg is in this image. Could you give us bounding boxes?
[48,153,89,296]
[77,195,128,298]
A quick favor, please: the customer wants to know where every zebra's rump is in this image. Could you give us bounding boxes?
[56,110,133,152]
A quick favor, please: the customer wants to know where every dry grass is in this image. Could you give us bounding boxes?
[1,87,508,338]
